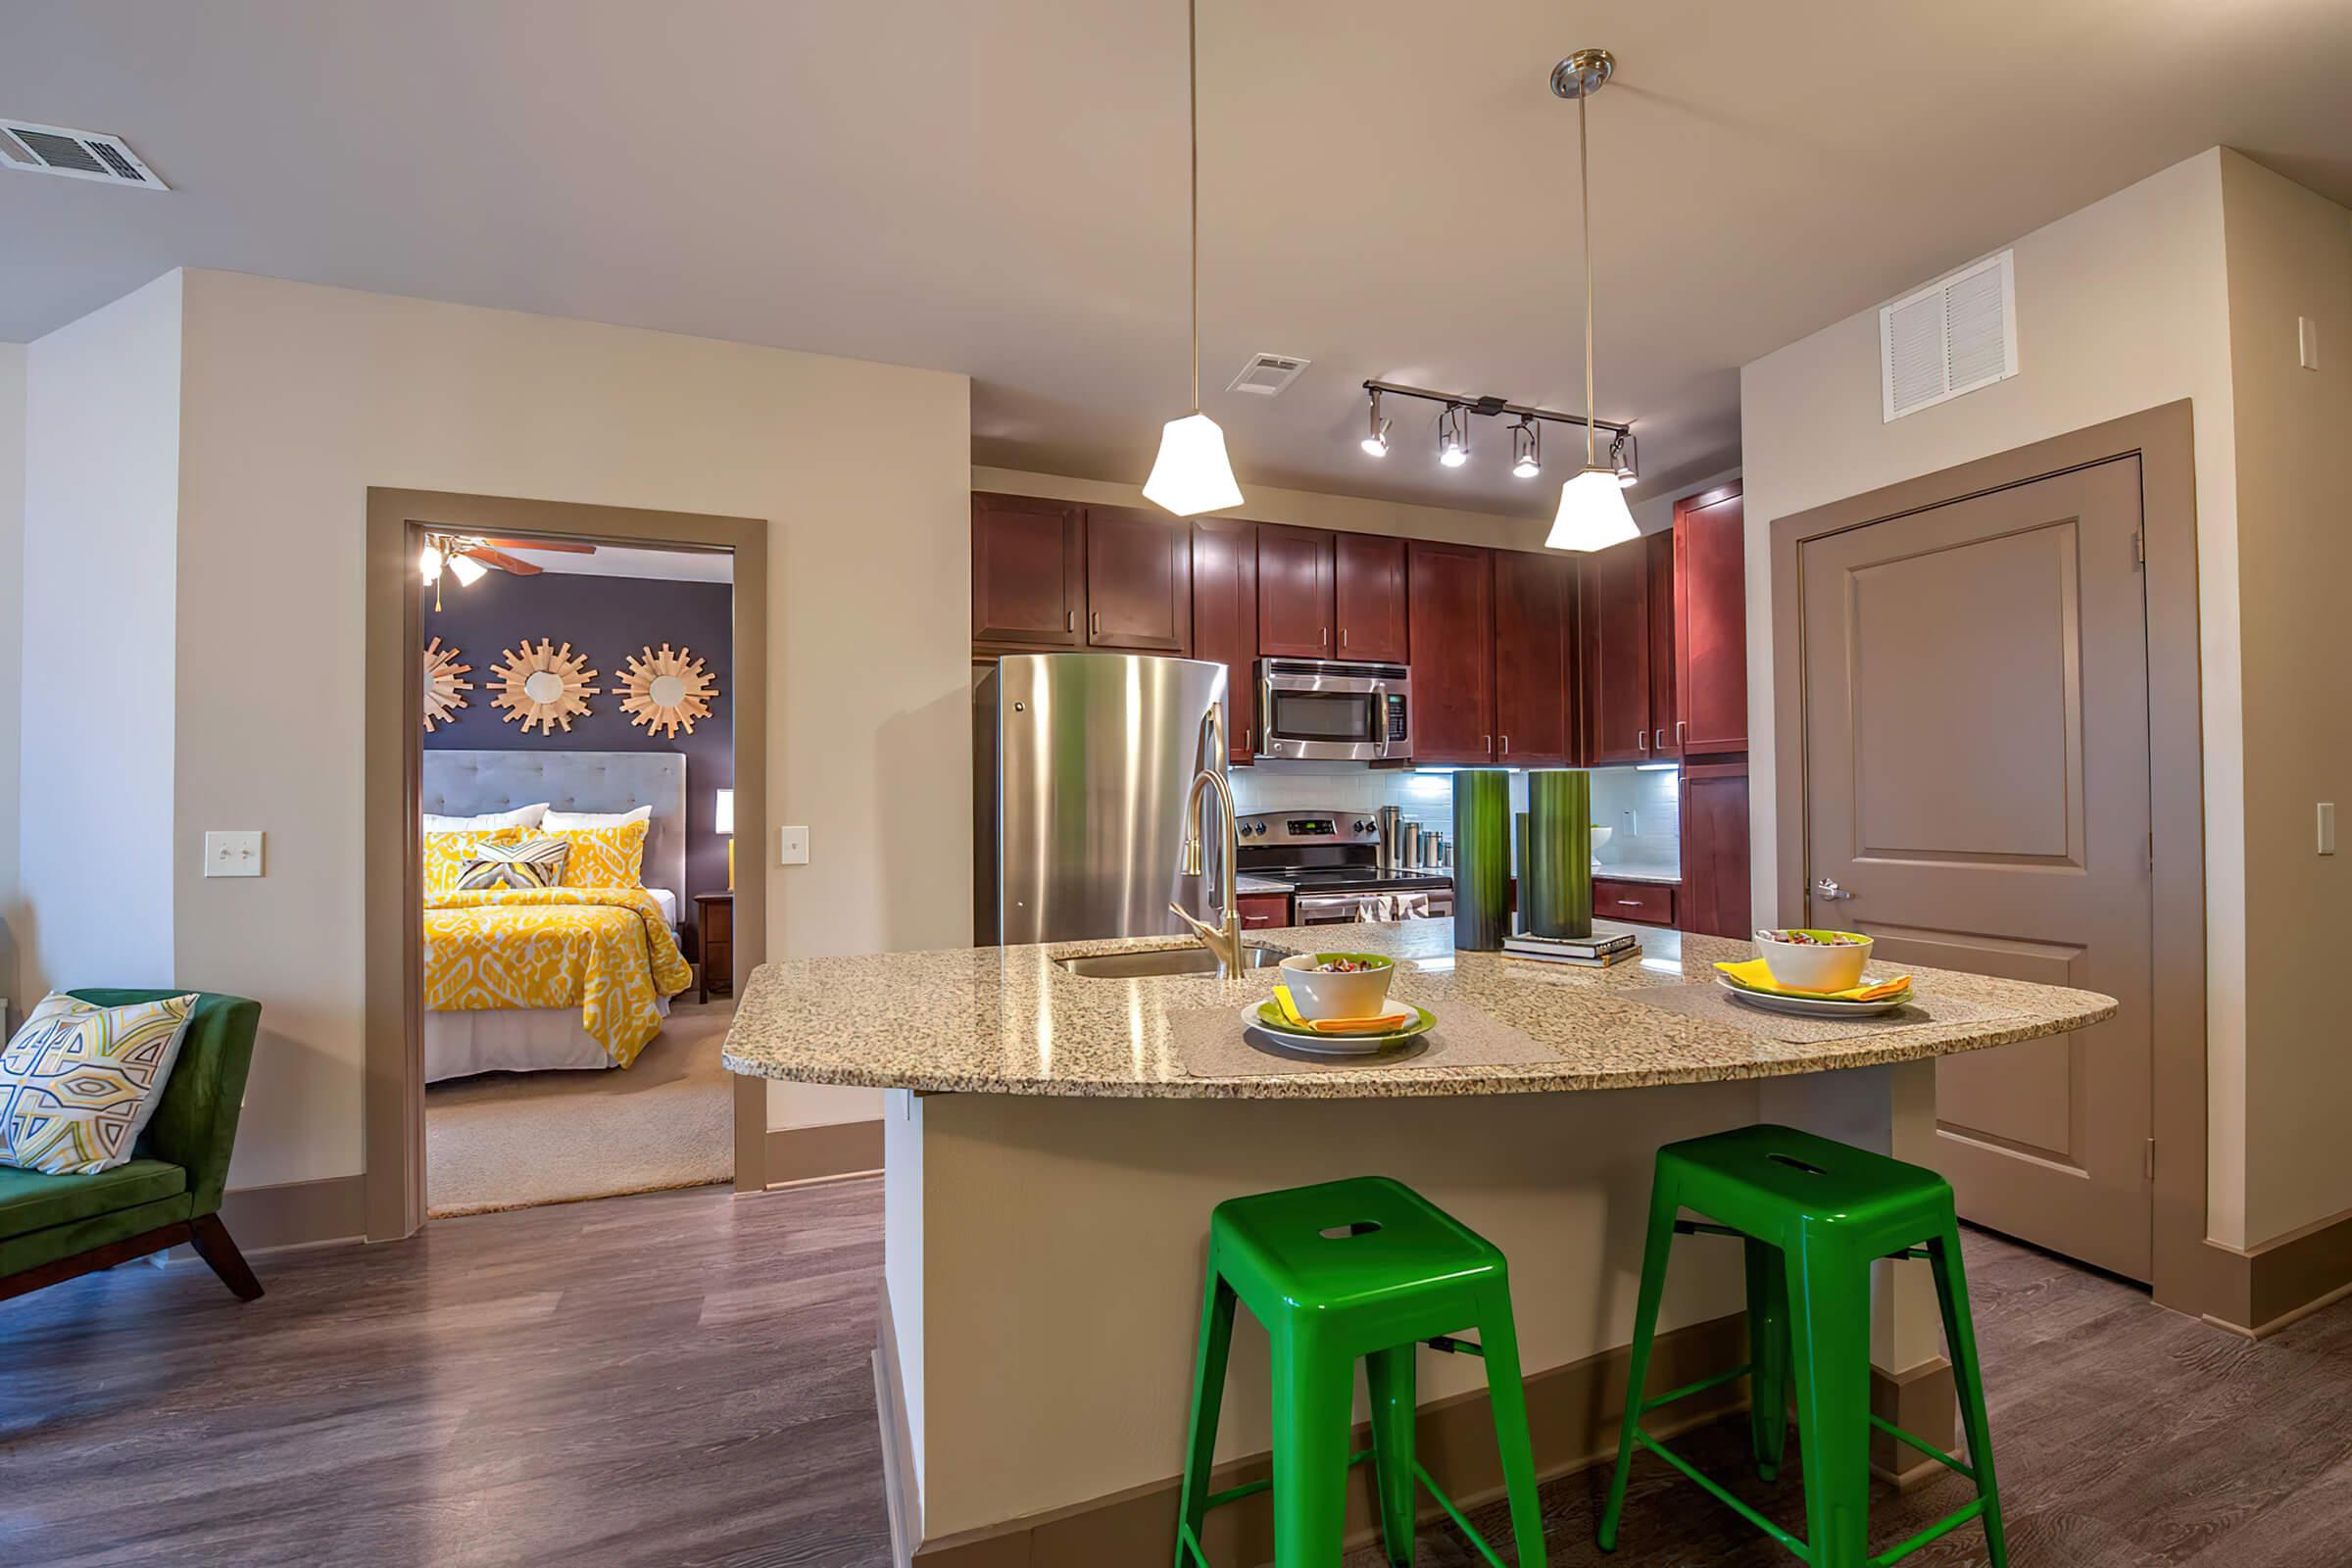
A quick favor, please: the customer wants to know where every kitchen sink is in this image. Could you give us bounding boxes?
[1054,944,1286,979]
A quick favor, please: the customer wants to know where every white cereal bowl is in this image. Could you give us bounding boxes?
[1753,929,1873,993]
[1277,953,1397,1021]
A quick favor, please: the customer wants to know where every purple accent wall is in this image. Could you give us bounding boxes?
[421,568,733,940]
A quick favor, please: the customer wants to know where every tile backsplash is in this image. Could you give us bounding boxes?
[1229,761,1682,877]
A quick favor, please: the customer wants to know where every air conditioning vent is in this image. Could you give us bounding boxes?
[1880,250,2015,420]
[0,121,168,189]
[1225,353,1310,396]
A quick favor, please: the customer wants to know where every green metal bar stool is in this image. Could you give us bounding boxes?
[1597,1123,2006,1568]
[1173,1175,1546,1568]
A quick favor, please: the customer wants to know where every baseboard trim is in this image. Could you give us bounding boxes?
[217,1174,368,1253]
[1869,1357,1957,1491]
[762,1119,883,1190]
[2200,1204,2352,1338]
[907,1310,1751,1566]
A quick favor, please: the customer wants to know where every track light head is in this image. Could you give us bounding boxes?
[1510,419,1542,479]
[1361,389,1392,456]
[1610,430,1639,487]
[1438,405,1469,467]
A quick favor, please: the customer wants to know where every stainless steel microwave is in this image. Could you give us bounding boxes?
[1254,658,1412,762]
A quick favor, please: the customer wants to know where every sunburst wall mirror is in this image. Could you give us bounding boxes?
[490,638,602,735]
[422,636,473,733]
[619,644,719,739]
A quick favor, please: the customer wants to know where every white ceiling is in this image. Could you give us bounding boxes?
[4,1,2347,517]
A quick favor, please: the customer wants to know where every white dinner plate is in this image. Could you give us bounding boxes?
[1715,976,1914,1019]
[1239,1000,1436,1056]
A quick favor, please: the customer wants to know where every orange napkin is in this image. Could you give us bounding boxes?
[1271,985,1411,1034]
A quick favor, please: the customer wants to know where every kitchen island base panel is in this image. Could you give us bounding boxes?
[885,1062,1956,1549]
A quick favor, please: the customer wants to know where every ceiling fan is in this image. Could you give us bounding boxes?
[419,532,597,606]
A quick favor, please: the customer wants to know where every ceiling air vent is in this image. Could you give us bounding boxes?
[1225,353,1310,396]
[1880,250,2014,420]
[0,121,168,189]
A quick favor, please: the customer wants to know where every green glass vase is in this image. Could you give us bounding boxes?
[1451,769,1511,952]
[1527,770,1593,939]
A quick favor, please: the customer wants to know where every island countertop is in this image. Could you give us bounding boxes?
[722,919,2117,1100]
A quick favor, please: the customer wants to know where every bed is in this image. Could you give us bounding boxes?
[420,751,694,1082]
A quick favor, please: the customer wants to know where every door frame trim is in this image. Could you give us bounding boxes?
[1767,400,2220,1317]
[364,487,770,1243]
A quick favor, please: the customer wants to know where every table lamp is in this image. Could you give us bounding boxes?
[715,787,735,890]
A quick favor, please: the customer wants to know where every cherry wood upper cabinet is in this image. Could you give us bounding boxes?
[1256,523,1336,658]
[1334,532,1408,662]
[1405,540,1495,764]
[1190,515,1259,764]
[1084,505,1191,653]
[1579,532,1653,764]
[1492,550,1576,766]
[1647,528,1680,760]
[1674,484,1748,756]
[1679,762,1752,938]
[972,493,1083,648]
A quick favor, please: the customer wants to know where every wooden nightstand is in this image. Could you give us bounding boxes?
[693,892,734,1004]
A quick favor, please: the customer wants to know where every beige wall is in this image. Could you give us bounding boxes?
[160,270,968,1187]
[0,342,24,1015]
[1738,150,2255,1243]
[19,274,184,1005]
[2218,153,2352,1245]
[973,464,1557,551]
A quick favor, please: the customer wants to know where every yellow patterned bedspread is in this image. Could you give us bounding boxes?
[422,888,692,1068]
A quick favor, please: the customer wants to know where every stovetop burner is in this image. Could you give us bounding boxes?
[1253,865,1453,893]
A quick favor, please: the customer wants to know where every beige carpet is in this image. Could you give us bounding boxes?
[424,998,736,1216]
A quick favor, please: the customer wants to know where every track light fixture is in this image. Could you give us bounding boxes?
[1437,405,1470,467]
[1361,388,1392,456]
[1610,430,1639,487]
[1510,419,1542,479]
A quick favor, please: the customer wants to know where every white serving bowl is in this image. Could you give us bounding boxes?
[1753,929,1873,993]
[1278,953,1397,1021]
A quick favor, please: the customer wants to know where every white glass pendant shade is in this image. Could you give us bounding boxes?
[1544,465,1640,552]
[1143,413,1244,515]
[446,552,489,586]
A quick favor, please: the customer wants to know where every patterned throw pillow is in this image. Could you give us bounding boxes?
[456,834,570,891]
[551,818,649,889]
[423,825,527,896]
[0,992,199,1176]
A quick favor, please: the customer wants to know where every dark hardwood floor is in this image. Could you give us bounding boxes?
[6,1178,2349,1567]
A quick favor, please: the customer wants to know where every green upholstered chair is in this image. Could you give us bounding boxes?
[0,990,265,1304]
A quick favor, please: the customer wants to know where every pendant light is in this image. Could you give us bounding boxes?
[1142,0,1244,515]
[1544,49,1639,553]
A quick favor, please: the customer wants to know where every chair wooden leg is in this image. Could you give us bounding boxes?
[188,1212,264,1301]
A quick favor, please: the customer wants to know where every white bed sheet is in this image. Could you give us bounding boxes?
[645,887,677,926]
[424,994,671,1082]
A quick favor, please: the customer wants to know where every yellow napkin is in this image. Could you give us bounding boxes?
[1714,958,1911,1003]
[1270,984,1411,1035]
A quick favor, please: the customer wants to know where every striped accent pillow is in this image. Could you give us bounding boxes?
[456,834,570,891]
[1,992,199,1175]
[423,825,526,895]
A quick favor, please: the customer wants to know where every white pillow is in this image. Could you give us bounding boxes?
[1,992,199,1175]
[423,803,549,833]
[542,805,653,830]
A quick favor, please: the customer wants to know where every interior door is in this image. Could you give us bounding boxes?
[1799,457,2154,1279]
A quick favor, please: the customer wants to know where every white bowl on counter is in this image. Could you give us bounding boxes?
[1277,953,1397,1021]
[1752,929,1874,993]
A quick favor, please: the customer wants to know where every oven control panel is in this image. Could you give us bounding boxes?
[1237,811,1381,845]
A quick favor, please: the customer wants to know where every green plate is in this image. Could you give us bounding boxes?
[1720,969,1910,1006]
[1242,1000,1437,1056]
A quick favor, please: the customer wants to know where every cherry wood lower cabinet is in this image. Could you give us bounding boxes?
[1674,483,1748,756]
[1256,522,1335,658]
[972,493,1084,648]
[1492,549,1576,765]
[1237,892,1291,930]
[1679,762,1752,939]
[1190,516,1258,763]
[1405,539,1496,764]
[1593,877,1676,927]
[1334,532,1408,662]
[1084,506,1190,653]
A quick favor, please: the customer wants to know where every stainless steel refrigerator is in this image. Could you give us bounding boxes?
[973,653,1229,946]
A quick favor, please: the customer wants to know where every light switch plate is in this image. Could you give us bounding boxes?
[2301,316,2321,370]
[2321,803,2337,856]
[204,830,265,877]
[779,825,809,865]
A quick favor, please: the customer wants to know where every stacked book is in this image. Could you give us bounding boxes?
[1502,929,1642,968]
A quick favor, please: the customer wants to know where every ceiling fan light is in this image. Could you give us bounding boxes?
[418,542,444,583]
[1143,413,1244,516]
[1545,465,1640,553]
[447,552,489,587]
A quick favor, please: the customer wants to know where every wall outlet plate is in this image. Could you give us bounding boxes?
[779,825,809,865]
[204,830,264,877]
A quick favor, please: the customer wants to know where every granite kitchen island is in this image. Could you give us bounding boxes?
[724,920,2113,1563]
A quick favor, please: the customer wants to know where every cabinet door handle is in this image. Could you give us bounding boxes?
[1341,626,1348,648]
[1677,719,1687,747]
[1638,729,1649,755]
[1500,735,1510,756]
[1066,611,1074,632]
[1321,626,1329,647]
[1484,735,1493,754]
[1090,611,1100,636]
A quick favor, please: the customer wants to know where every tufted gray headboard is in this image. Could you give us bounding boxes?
[421,750,687,906]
